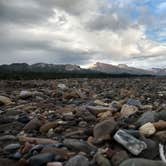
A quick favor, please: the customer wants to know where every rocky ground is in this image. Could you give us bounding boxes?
[0,78,166,166]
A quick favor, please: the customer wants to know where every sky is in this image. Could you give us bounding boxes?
[0,0,165,68]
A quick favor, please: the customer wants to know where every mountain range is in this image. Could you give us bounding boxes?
[0,62,165,76]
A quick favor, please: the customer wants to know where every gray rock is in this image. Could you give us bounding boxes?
[136,111,158,127]
[95,153,112,166]
[65,155,89,166]
[63,139,96,154]
[113,130,147,155]
[120,158,166,166]
[4,143,20,153]
[29,153,54,166]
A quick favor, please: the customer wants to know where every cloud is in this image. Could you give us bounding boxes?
[0,0,165,68]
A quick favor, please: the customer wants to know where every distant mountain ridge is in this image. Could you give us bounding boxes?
[0,62,165,76]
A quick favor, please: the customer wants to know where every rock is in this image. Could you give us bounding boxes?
[120,104,138,118]
[3,143,20,153]
[136,111,158,127]
[155,131,166,143]
[97,111,112,120]
[95,153,112,166]
[57,84,67,90]
[94,100,109,106]
[119,158,166,166]
[157,110,166,121]
[139,138,158,159]
[87,106,112,115]
[47,162,63,166]
[17,114,30,124]
[139,122,156,137]
[18,136,58,144]
[153,120,166,130]
[47,128,54,137]
[40,121,58,133]
[127,99,142,108]
[41,146,71,160]
[65,155,89,166]
[111,151,129,166]
[109,101,122,112]
[113,129,147,155]
[0,95,13,105]
[78,121,88,127]
[10,151,22,160]
[0,135,17,141]
[93,118,117,143]
[23,118,43,132]
[19,90,33,99]
[29,153,55,166]
[63,139,95,154]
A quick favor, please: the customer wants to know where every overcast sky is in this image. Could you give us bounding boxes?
[0,0,165,68]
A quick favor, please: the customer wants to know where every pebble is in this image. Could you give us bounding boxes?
[3,143,20,153]
[19,90,33,99]
[93,118,117,143]
[139,122,156,137]
[0,95,13,105]
[40,121,58,133]
[95,153,112,166]
[120,104,138,118]
[29,153,55,166]
[47,162,63,166]
[65,155,90,166]
[63,139,96,154]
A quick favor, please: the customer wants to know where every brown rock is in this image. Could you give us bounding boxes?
[120,104,138,118]
[0,95,13,105]
[93,118,117,143]
[40,121,58,133]
[155,131,166,143]
[153,121,166,131]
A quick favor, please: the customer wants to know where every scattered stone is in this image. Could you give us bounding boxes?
[93,118,117,143]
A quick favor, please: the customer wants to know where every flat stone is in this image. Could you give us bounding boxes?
[40,121,58,133]
[0,95,13,105]
[47,162,63,166]
[4,143,20,153]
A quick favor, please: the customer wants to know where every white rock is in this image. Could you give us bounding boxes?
[139,122,156,137]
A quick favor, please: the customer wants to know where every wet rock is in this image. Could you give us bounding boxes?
[40,121,58,133]
[3,143,20,153]
[95,153,112,166]
[136,111,158,127]
[29,153,55,166]
[119,158,166,166]
[120,104,138,118]
[0,95,13,105]
[114,129,147,155]
[65,155,90,166]
[93,118,117,143]
[63,139,96,154]
[111,151,129,166]
[139,122,156,137]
